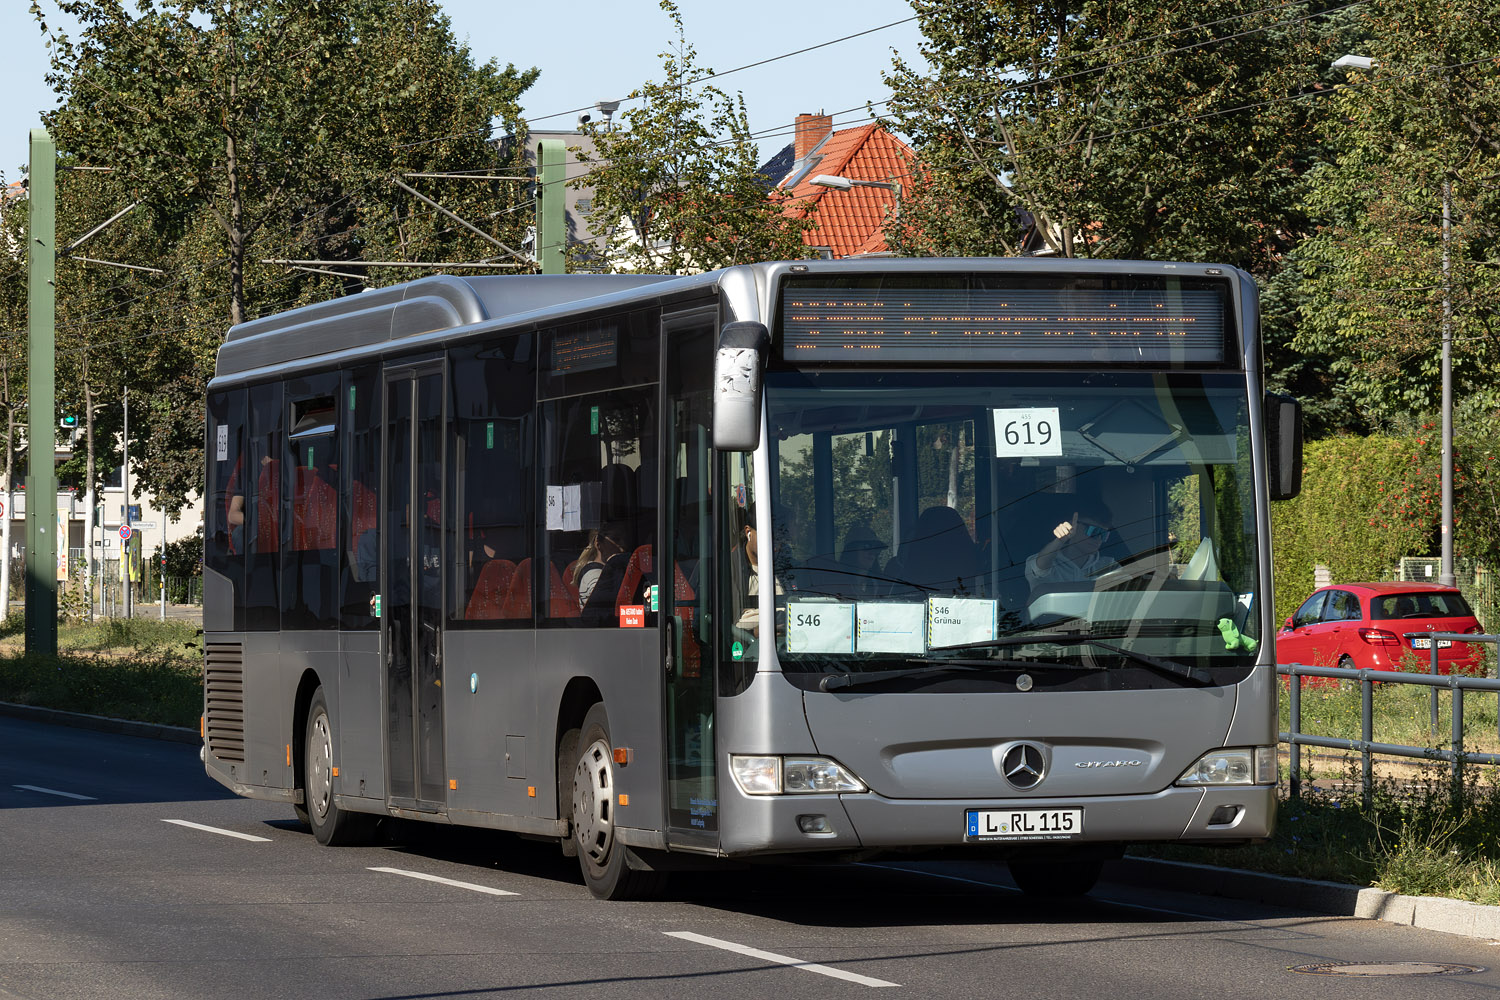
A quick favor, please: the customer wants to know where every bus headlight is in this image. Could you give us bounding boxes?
[1176,747,1277,786]
[730,755,866,795]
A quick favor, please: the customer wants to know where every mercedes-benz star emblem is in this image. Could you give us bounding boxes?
[1002,742,1046,790]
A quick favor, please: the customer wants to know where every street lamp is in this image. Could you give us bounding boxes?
[1333,54,1455,586]
[809,173,901,206]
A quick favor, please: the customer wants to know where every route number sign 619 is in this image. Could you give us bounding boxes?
[991,407,1062,458]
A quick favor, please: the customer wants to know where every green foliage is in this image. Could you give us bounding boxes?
[1271,435,1433,623]
[0,651,201,728]
[881,0,1343,269]
[1272,430,1500,624]
[572,1,814,274]
[159,531,203,581]
[28,0,539,508]
[1294,0,1500,426]
[0,616,204,726]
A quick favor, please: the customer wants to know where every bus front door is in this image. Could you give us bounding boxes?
[662,306,717,845]
[383,367,447,812]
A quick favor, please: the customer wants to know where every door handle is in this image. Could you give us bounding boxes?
[664,615,676,680]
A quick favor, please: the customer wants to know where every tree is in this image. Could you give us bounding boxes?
[881,0,1350,270]
[38,0,538,327]
[573,1,813,274]
[1294,0,1500,428]
[34,0,538,507]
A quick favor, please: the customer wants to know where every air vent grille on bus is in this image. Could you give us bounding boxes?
[204,642,246,763]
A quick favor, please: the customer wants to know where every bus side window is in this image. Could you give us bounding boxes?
[539,388,657,627]
[283,378,340,630]
[205,388,246,632]
[449,339,534,625]
[342,368,380,630]
[245,382,283,632]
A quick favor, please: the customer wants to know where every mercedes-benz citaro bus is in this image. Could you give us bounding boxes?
[202,258,1301,899]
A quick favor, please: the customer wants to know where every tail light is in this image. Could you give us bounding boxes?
[1358,628,1400,645]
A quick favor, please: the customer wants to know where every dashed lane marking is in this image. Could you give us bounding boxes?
[162,819,272,842]
[664,930,900,987]
[368,866,519,896]
[14,784,96,801]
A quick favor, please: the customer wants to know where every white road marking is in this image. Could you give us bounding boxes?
[13,784,96,801]
[664,930,899,987]
[161,819,272,842]
[368,866,519,896]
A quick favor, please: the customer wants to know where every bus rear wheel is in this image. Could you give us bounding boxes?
[304,688,375,847]
[566,703,666,900]
[1007,858,1103,897]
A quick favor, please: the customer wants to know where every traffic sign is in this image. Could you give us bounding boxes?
[130,521,157,530]
[119,524,132,541]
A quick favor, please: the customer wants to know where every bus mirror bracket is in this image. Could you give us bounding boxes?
[1265,392,1303,501]
[713,321,771,452]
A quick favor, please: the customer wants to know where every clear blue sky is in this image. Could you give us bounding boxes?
[2,0,928,180]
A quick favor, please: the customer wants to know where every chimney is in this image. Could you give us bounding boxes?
[794,112,833,161]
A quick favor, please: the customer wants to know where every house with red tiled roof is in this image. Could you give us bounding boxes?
[770,113,915,259]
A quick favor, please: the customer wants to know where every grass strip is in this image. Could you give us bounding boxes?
[0,616,202,728]
[1136,760,1500,906]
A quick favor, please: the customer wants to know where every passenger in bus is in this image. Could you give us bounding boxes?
[574,521,633,622]
[731,504,784,640]
[1025,498,1118,591]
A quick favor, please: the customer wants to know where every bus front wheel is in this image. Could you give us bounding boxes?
[566,703,666,900]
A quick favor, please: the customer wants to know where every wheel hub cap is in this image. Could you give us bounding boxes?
[573,738,614,863]
[309,713,333,821]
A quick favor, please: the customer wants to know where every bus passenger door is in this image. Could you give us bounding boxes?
[662,306,718,845]
[383,367,448,812]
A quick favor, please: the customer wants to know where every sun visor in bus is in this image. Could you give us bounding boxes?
[713,321,771,452]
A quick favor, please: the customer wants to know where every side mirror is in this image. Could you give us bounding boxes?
[1282,616,1294,631]
[1265,392,1303,501]
[712,321,771,452]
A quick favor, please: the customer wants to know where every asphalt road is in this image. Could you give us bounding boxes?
[2,715,1497,1000]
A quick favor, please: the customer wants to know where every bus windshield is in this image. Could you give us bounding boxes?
[753,370,1260,690]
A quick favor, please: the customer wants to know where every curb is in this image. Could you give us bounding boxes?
[0,700,199,745]
[1109,856,1500,942]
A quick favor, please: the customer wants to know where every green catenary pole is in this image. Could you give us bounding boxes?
[26,129,57,655]
[536,139,565,275]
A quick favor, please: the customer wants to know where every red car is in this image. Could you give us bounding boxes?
[1277,582,1486,675]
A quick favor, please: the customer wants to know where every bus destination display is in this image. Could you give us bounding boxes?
[780,285,1227,363]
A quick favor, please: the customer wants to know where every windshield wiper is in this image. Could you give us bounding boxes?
[929,632,1215,687]
[819,657,1102,692]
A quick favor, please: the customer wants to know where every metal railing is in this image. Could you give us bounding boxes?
[1279,632,1500,803]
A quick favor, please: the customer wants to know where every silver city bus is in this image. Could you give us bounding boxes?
[202,258,1301,899]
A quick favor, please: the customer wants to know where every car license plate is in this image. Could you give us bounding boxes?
[1410,637,1452,650]
[966,808,1083,841]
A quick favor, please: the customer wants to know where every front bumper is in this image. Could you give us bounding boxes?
[716,783,1275,857]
